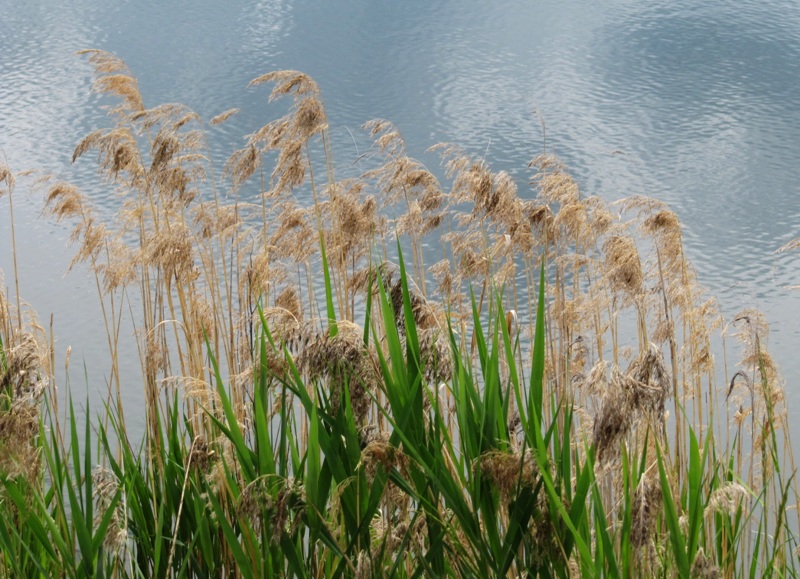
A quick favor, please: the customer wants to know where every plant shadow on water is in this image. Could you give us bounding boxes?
[0,49,798,576]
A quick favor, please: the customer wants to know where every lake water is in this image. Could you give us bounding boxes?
[3,0,800,441]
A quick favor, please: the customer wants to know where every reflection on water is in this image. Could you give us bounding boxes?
[3,0,800,439]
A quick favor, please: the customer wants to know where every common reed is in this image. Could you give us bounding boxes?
[0,50,797,577]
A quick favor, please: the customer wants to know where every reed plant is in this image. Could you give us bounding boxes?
[0,49,798,576]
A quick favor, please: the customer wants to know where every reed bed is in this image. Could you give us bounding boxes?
[0,49,798,577]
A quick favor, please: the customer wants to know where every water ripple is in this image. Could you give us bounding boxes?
[4,0,800,437]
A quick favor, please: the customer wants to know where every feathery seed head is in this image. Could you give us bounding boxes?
[249,70,320,100]
[275,287,303,322]
[43,182,86,221]
[144,225,195,281]
[293,96,328,139]
[79,49,144,115]
[0,163,14,195]
[210,108,240,126]
[706,482,748,517]
[225,144,260,191]
[603,235,643,296]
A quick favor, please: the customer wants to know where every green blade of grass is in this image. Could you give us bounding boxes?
[319,230,338,336]
[655,437,689,575]
[529,256,547,428]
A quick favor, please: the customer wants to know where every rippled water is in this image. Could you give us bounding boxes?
[3,0,800,439]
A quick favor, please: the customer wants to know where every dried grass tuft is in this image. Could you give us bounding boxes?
[297,323,381,423]
[593,344,670,465]
[478,449,539,502]
[690,548,721,579]
[361,429,407,482]
[630,474,662,549]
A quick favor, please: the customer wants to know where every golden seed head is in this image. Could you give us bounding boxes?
[603,235,643,295]
[210,108,240,126]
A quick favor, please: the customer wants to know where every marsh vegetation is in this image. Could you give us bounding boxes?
[0,50,798,577]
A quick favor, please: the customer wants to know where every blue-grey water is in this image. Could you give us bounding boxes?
[2,0,800,442]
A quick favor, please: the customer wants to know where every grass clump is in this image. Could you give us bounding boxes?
[0,49,798,576]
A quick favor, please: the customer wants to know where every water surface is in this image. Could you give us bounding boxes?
[2,0,800,440]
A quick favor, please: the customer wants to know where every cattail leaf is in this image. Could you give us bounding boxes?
[687,424,711,563]
[470,288,489,375]
[498,493,534,574]
[191,495,215,576]
[565,449,593,557]
[478,483,502,568]
[560,405,573,501]
[66,480,94,577]
[362,263,374,346]
[152,483,170,574]
[62,398,94,576]
[489,302,504,443]
[90,487,122,554]
[376,258,407,409]
[449,326,480,462]
[279,534,306,578]
[306,402,322,541]
[206,491,256,579]
[206,339,256,480]
[370,377,485,565]
[1,480,61,567]
[480,302,502,455]
[0,512,27,577]
[750,519,763,579]
[530,256,547,429]
[537,457,593,567]
[83,396,93,558]
[592,479,621,576]
[319,230,338,337]
[498,293,527,436]
[396,240,422,419]
[767,470,796,574]
[38,429,76,569]
[655,438,689,574]
[619,447,633,575]
[254,333,275,475]
[68,397,82,505]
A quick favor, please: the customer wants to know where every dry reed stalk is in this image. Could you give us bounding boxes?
[0,163,23,331]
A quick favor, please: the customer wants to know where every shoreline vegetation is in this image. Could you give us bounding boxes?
[0,49,798,576]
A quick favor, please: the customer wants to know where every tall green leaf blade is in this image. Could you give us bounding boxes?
[255,333,275,475]
[530,257,546,428]
[206,339,255,480]
[319,230,338,336]
[655,439,689,574]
